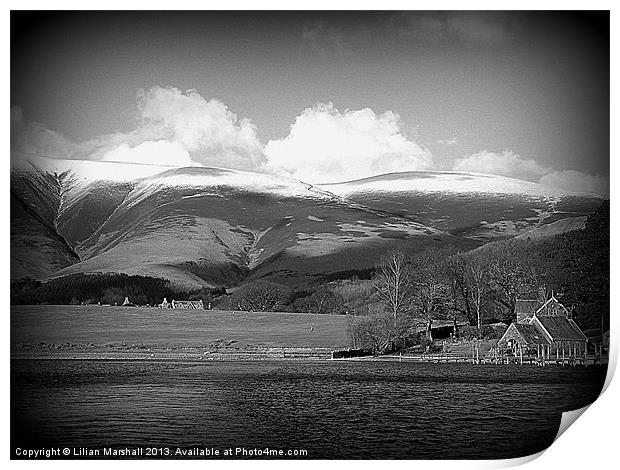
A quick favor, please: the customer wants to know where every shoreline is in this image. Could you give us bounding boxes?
[11,348,610,368]
[11,344,336,361]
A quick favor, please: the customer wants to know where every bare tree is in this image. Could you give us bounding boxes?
[465,256,491,330]
[374,250,414,321]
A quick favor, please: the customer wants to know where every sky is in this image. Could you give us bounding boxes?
[10,11,610,192]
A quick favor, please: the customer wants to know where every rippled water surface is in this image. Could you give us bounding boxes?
[11,360,606,459]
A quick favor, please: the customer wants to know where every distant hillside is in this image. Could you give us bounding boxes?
[319,171,602,241]
[50,166,468,289]
[515,216,587,240]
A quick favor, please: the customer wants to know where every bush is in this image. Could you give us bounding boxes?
[347,313,395,353]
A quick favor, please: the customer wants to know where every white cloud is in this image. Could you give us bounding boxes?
[264,103,432,183]
[12,90,608,194]
[11,87,265,172]
[132,86,265,170]
[454,150,608,196]
[453,150,550,181]
[539,170,609,196]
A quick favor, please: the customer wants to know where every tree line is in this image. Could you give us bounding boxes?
[10,273,224,306]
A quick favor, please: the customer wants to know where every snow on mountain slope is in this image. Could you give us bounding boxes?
[10,161,604,287]
[141,167,319,196]
[118,167,327,214]
[318,171,604,242]
[11,153,190,183]
[49,167,468,289]
[318,171,594,197]
[12,154,319,198]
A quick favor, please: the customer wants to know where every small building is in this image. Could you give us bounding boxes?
[171,299,204,310]
[160,297,170,308]
[499,295,588,359]
[412,319,469,340]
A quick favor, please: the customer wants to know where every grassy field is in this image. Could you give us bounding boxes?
[11,305,349,350]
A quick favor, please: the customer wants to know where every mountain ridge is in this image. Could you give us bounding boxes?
[10,160,605,289]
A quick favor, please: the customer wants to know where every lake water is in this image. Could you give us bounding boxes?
[11,360,606,459]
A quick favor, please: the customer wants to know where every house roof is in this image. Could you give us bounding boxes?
[535,316,588,341]
[536,296,569,316]
[512,323,550,345]
[515,299,540,315]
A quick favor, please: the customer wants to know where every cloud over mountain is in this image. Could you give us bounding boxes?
[453,150,550,181]
[11,87,265,172]
[131,86,265,169]
[264,103,432,183]
[454,150,608,195]
[11,87,607,193]
[539,170,609,196]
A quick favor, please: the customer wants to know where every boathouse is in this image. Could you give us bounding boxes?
[171,299,204,310]
[499,322,549,353]
[499,296,588,359]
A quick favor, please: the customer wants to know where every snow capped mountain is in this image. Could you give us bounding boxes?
[10,159,606,288]
[11,153,189,183]
[318,170,604,242]
[125,166,328,205]
[48,165,464,289]
[319,170,597,198]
